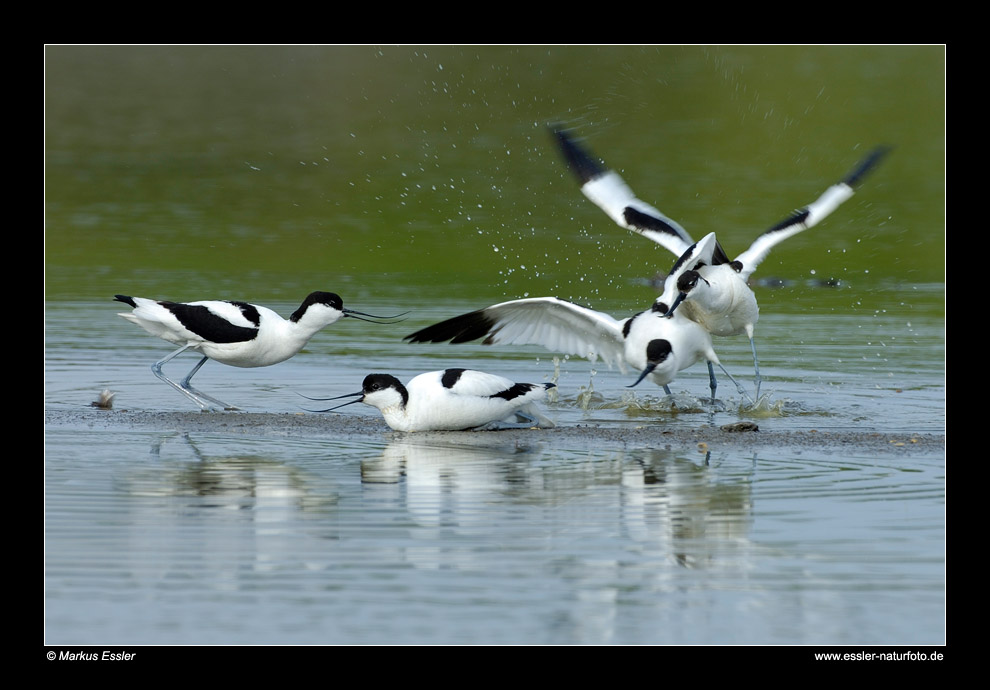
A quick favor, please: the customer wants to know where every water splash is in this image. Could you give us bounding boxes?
[740,392,787,418]
[545,357,562,405]
[575,368,601,411]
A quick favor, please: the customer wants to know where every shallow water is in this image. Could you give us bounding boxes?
[45,428,943,646]
[45,294,944,645]
[46,289,944,431]
[44,46,945,645]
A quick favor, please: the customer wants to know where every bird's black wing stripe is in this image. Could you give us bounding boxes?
[765,209,811,234]
[441,368,467,389]
[622,206,732,263]
[229,301,262,327]
[710,243,732,266]
[163,303,259,344]
[622,310,647,338]
[490,382,537,401]
[622,207,683,239]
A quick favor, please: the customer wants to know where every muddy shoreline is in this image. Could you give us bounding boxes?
[45,408,945,456]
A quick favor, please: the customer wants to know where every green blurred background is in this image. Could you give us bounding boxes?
[45,45,944,315]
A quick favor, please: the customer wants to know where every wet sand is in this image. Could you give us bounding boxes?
[45,408,945,456]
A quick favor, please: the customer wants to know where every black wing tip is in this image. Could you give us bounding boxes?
[550,126,606,184]
[844,145,893,188]
[404,323,445,343]
[547,123,572,145]
[404,311,496,345]
[403,330,474,345]
[403,328,444,344]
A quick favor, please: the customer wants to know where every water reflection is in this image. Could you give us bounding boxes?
[357,434,755,574]
[45,426,942,644]
[120,433,340,512]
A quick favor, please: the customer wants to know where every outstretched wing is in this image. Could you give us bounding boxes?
[734,146,891,280]
[405,296,629,371]
[553,128,733,265]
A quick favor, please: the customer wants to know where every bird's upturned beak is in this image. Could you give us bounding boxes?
[344,308,409,324]
[298,390,365,412]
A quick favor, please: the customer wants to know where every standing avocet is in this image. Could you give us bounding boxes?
[115,291,404,411]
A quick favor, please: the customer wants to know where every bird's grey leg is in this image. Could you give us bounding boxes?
[707,362,718,405]
[151,347,236,411]
[179,355,209,387]
[152,348,217,410]
[475,418,533,430]
[663,385,672,396]
[750,336,762,399]
[180,356,240,411]
[475,409,554,431]
[717,363,754,406]
[504,410,542,429]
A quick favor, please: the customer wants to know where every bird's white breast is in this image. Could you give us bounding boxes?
[683,267,759,338]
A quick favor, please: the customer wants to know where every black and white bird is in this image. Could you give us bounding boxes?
[114,292,404,411]
[553,128,890,398]
[405,235,750,404]
[311,368,556,432]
